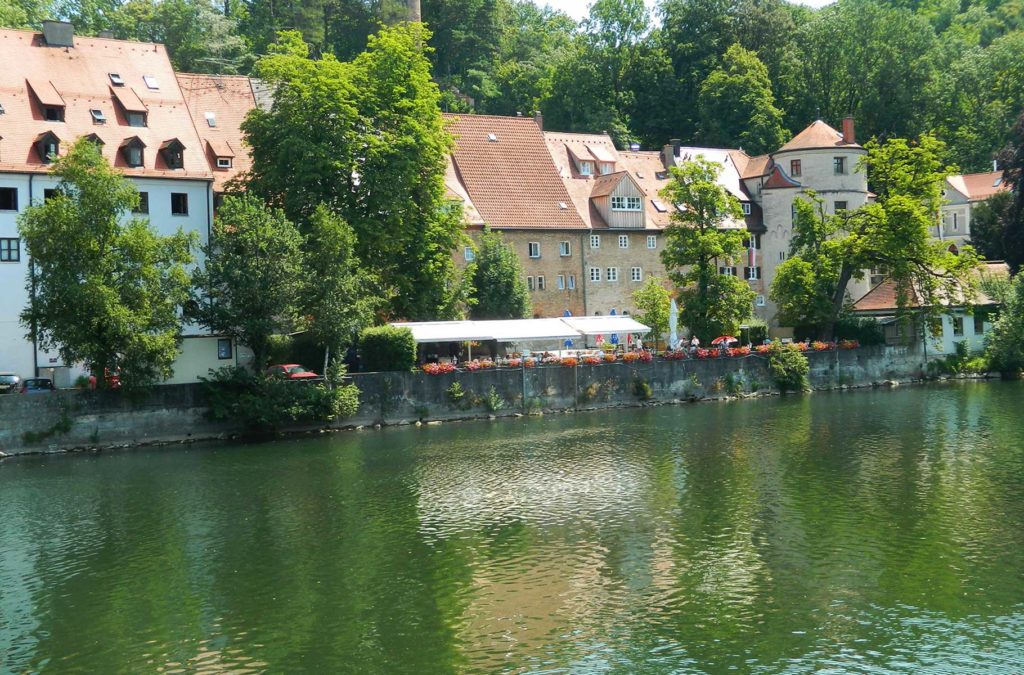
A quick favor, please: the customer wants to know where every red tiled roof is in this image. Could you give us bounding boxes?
[776,120,861,154]
[0,28,211,180]
[852,262,1009,312]
[762,164,801,189]
[617,150,673,229]
[590,171,627,198]
[731,151,771,179]
[946,171,1009,203]
[445,114,584,230]
[176,73,257,191]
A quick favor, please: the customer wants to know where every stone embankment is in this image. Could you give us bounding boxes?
[0,345,935,456]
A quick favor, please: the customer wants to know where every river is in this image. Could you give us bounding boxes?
[2,382,1023,673]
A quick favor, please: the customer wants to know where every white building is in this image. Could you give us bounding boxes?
[0,22,228,385]
[938,169,1010,252]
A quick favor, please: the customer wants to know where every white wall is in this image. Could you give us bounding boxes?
[0,171,213,384]
[928,309,993,355]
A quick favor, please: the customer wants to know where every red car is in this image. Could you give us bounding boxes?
[265,364,319,380]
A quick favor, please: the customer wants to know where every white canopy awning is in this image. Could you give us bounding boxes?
[560,316,651,336]
[390,316,650,344]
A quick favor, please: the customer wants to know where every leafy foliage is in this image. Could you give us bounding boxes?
[190,194,305,371]
[469,228,531,320]
[660,157,755,342]
[969,191,1013,261]
[1000,110,1024,273]
[359,325,417,372]
[767,344,810,393]
[18,139,195,389]
[984,274,1024,375]
[632,277,671,347]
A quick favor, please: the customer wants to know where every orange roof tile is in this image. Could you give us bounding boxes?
[26,78,64,107]
[445,113,584,230]
[0,28,211,180]
[590,171,628,198]
[947,171,1009,202]
[176,73,257,191]
[762,164,801,189]
[732,150,771,178]
[776,120,861,154]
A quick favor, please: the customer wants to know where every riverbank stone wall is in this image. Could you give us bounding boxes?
[0,345,930,455]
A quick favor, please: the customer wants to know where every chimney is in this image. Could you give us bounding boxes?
[993,159,998,172]
[842,116,855,145]
[42,20,74,48]
[670,138,681,157]
[534,110,543,131]
[407,0,421,21]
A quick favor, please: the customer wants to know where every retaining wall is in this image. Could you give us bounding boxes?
[0,345,929,456]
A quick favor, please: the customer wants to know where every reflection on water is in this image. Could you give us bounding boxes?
[2,382,1024,673]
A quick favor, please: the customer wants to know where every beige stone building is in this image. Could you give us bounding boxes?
[937,169,1009,252]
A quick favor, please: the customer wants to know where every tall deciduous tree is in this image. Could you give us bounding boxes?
[660,157,755,341]
[969,191,1013,262]
[191,195,304,371]
[1000,110,1024,273]
[469,228,530,320]
[243,25,469,320]
[697,43,788,155]
[301,205,380,373]
[19,139,195,388]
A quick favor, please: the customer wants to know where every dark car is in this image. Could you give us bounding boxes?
[265,364,319,380]
[20,378,55,394]
[0,372,19,394]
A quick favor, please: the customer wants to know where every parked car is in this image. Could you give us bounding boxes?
[0,372,20,394]
[265,364,319,380]
[20,378,55,394]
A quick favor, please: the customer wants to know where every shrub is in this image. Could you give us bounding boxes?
[603,353,617,363]
[838,339,860,350]
[744,320,769,346]
[622,352,640,363]
[360,326,416,372]
[632,377,653,400]
[663,350,687,360]
[483,386,504,412]
[422,362,456,375]
[561,357,579,367]
[446,381,467,407]
[767,345,810,393]
[582,356,602,365]
[202,366,360,433]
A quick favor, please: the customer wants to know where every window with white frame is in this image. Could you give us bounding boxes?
[528,241,540,258]
[579,161,594,176]
[952,316,964,337]
[559,240,571,257]
[756,294,766,307]
[630,267,642,282]
[537,275,546,291]
[743,234,761,250]
[719,266,737,276]
[557,274,565,290]
[612,195,642,211]
[606,267,619,282]
[464,246,475,262]
[527,276,535,291]
[647,235,657,249]
[590,234,601,249]
[590,267,601,282]
[742,203,751,215]
[0,238,19,262]
[618,235,629,248]
[744,266,761,280]
[568,275,576,290]
[599,162,615,175]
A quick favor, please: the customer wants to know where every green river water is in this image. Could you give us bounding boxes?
[2,382,1024,673]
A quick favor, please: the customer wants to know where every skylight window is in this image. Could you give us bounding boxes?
[89,108,106,124]
[487,133,497,142]
[558,202,567,210]
[143,75,159,90]
[652,199,667,213]
[205,112,216,128]
[109,73,124,86]
[994,177,1002,187]
[0,102,5,115]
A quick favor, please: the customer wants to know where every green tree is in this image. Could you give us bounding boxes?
[984,274,1024,375]
[969,190,1013,261]
[697,43,788,155]
[660,156,755,341]
[469,228,530,320]
[18,139,195,388]
[301,205,380,375]
[770,136,981,339]
[243,25,469,320]
[191,195,304,370]
[632,277,671,348]
[1000,110,1024,273]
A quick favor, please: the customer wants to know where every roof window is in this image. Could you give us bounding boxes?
[204,112,216,128]
[216,157,232,169]
[121,137,145,168]
[89,108,106,124]
[487,133,497,142]
[558,202,568,210]
[652,199,667,213]
[994,177,1002,187]
[143,75,159,90]
[35,131,60,164]
[160,139,185,169]
[44,106,65,122]
[0,102,5,115]
[109,73,124,87]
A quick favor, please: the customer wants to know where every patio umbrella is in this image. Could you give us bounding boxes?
[669,299,679,350]
[711,336,738,345]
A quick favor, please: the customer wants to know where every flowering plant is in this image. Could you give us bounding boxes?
[505,358,522,368]
[838,339,860,350]
[542,355,560,365]
[583,356,602,365]
[793,342,809,352]
[754,344,772,354]
[524,358,537,368]
[663,350,687,360]
[638,350,653,362]
[422,362,456,375]
[561,357,579,367]
[622,352,640,363]
[696,348,712,359]
[729,346,752,357]
[811,341,833,351]
[603,353,617,363]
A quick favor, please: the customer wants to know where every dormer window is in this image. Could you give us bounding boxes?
[127,111,147,127]
[216,157,232,169]
[35,131,60,164]
[160,139,185,169]
[579,161,594,176]
[742,203,752,215]
[83,133,105,147]
[611,196,642,211]
[599,162,615,175]
[120,137,145,168]
[28,79,65,122]
[109,73,124,87]
[44,106,64,122]
[89,108,106,124]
